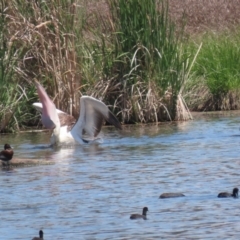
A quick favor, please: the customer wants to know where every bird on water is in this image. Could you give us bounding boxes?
[159,192,185,198]
[130,207,148,220]
[0,143,14,165]
[32,230,44,240]
[33,79,122,146]
[218,188,239,198]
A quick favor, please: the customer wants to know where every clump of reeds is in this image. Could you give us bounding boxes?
[0,1,35,132]
[103,0,193,122]
[4,0,88,119]
[0,0,91,131]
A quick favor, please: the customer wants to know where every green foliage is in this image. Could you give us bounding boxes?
[0,0,194,132]
[192,32,240,96]
[107,0,192,120]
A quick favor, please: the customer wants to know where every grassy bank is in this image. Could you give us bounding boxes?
[0,0,239,132]
[0,0,194,132]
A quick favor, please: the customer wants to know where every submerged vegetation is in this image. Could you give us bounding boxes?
[0,0,240,132]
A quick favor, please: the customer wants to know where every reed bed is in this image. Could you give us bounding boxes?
[101,0,193,122]
[0,0,194,132]
[8,0,85,117]
[0,1,36,132]
[1,0,239,131]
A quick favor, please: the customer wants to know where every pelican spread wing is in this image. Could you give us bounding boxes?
[71,96,122,139]
[33,102,76,129]
[33,80,122,145]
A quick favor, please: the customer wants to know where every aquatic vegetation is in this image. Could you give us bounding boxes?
[103,0,193,122]
[0,0,240,131]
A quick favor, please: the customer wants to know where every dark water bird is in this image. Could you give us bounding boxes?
[130,207,148,220]
[0,144,14,164]
[218,187,239,198]
[33,79,122,146]
[32,230,44,240]
[159,193,185,198]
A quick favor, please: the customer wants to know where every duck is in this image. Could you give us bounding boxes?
[32,230,44,240]
[159,193,185,199]
[33,79,122,146]
[0,144,14,164]
[130,207,148,220]
[218,187,239,198]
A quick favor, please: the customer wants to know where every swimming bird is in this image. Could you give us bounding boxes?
[32,230,44,240]
[218,187,239,198]
[0,144,14,164]
[130,207,148,220]
[33,80,122,146]
[159,193,185,198]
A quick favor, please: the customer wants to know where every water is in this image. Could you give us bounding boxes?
[1,112,240,239]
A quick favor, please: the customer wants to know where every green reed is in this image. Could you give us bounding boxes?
[106,0,193,121]
[1,0,195,132]
[186,30,240,110]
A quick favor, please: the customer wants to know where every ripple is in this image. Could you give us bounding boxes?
[1,115,240,238]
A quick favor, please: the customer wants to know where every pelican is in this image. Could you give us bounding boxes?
[33,80,122,146]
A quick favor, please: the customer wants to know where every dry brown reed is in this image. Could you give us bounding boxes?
[83,78,171,123]
[6,1,82,118]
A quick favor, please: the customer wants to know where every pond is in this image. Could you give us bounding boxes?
[1,111,240,239]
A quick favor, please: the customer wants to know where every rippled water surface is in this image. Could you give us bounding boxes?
[1,112,240,239]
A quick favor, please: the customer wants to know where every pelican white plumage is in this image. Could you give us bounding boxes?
[33,80,122,146]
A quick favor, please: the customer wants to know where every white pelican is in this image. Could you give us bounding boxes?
[33,80,122,146]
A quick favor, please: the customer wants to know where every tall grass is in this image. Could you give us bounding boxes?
[0,1,36,132]
[185,31,240,110]
[1,0,195,132]
[5,0,88,118]
[105,0,193,122]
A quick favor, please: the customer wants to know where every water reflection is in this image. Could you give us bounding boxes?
[1,112,240,239]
